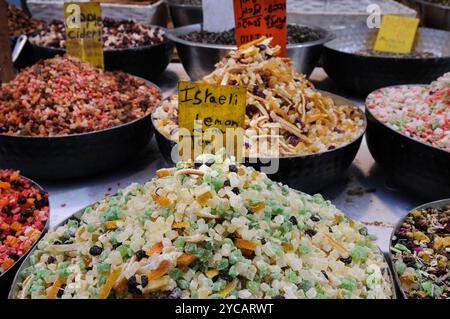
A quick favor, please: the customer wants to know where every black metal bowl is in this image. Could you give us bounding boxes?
[0,80,161,181]
[0,175,49,298]
[322,25,450,96]
[20,31,173,81]
[389,198,450,299]
[152,92,366,194]
[365,92,450,200]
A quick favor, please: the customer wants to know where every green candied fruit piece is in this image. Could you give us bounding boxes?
[281,185,290,196]
[267,288,279,298]
[117,244,133,259]
[393,243,411,254]
[174,237,185,247]
[312,193,325,204]
[247,281,259,295]
[351,246,369,263]
[97,263,111,273]
[87,224,96,233]
[251,184,262,192]
[58,267,72,278]
[177,279,190,290]
[169,268,183,280]
[300,280,313,292]
[421,280,444,298]
[217,258,229,270]
[228,265,238,278]
[20,267,34,280]
[339,277,357,292]
[229,249,243,265]
[394,260,407,275]
[101,206,122,222]
[203,173,212,184]
[212,280,226,292]
[212,177,224,190]
[98,275,107,286]
[67,219,79,229]
[280,221,293,234]
[271,271,282,280]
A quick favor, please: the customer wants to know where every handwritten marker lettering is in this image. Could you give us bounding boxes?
[178,82,246,160]
[233,0,287,56]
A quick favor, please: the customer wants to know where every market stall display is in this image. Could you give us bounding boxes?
[21,18,172,80]
[390,199,449,299]
[365,73,450,200]
[152,37,365,193]
[168,0,203,28]
[0,170,49,297]
[7,3,45,37]
[11,153,395,299]
[0,55,162,179]
[167,24,334,80]
[322,25,450,96]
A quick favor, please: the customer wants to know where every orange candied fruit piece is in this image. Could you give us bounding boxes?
[1,258,15,270]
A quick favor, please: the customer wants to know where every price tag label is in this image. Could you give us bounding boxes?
[178,82,246,160]
[233,0,287,56]
[374,15,419,54]
[64,2,104,68]
[0,0,14,83]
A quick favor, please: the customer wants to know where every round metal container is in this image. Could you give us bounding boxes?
[18,27,173,81]
[322,25,450,96]
[166,23,335,81]
[0,80,161,181]
[152,91,365,194]
[365,86,450,201]
[389,198,450,299]
[168,0,203,27]
[0,176,49,299]
[413,0,450,31]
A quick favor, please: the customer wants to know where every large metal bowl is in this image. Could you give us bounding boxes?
[168,0,203,27]
[322,26,450,96]
[365,86,450,201]
[166,23,335,81]
[389,198,450,299]
[413,0,450,31]
[18,27,173,81]
[152,91,365,194]
[0,79,161,181]
[9,184,397,299]
[0,176,49,299]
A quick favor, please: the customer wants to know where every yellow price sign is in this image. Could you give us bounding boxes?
[374,15,420,54]
[178,82,246,160]
[64,2,104,68]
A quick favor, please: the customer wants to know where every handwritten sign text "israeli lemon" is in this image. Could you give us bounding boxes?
[178,82,246,134]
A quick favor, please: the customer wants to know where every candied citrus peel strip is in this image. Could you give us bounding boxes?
[235,238,258,251]
[98,267,122,299]
[172,221,190,229]
[47,277,64,299]
[147,260,171,280]
[177,253,197,267]
[146,242,163,257]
